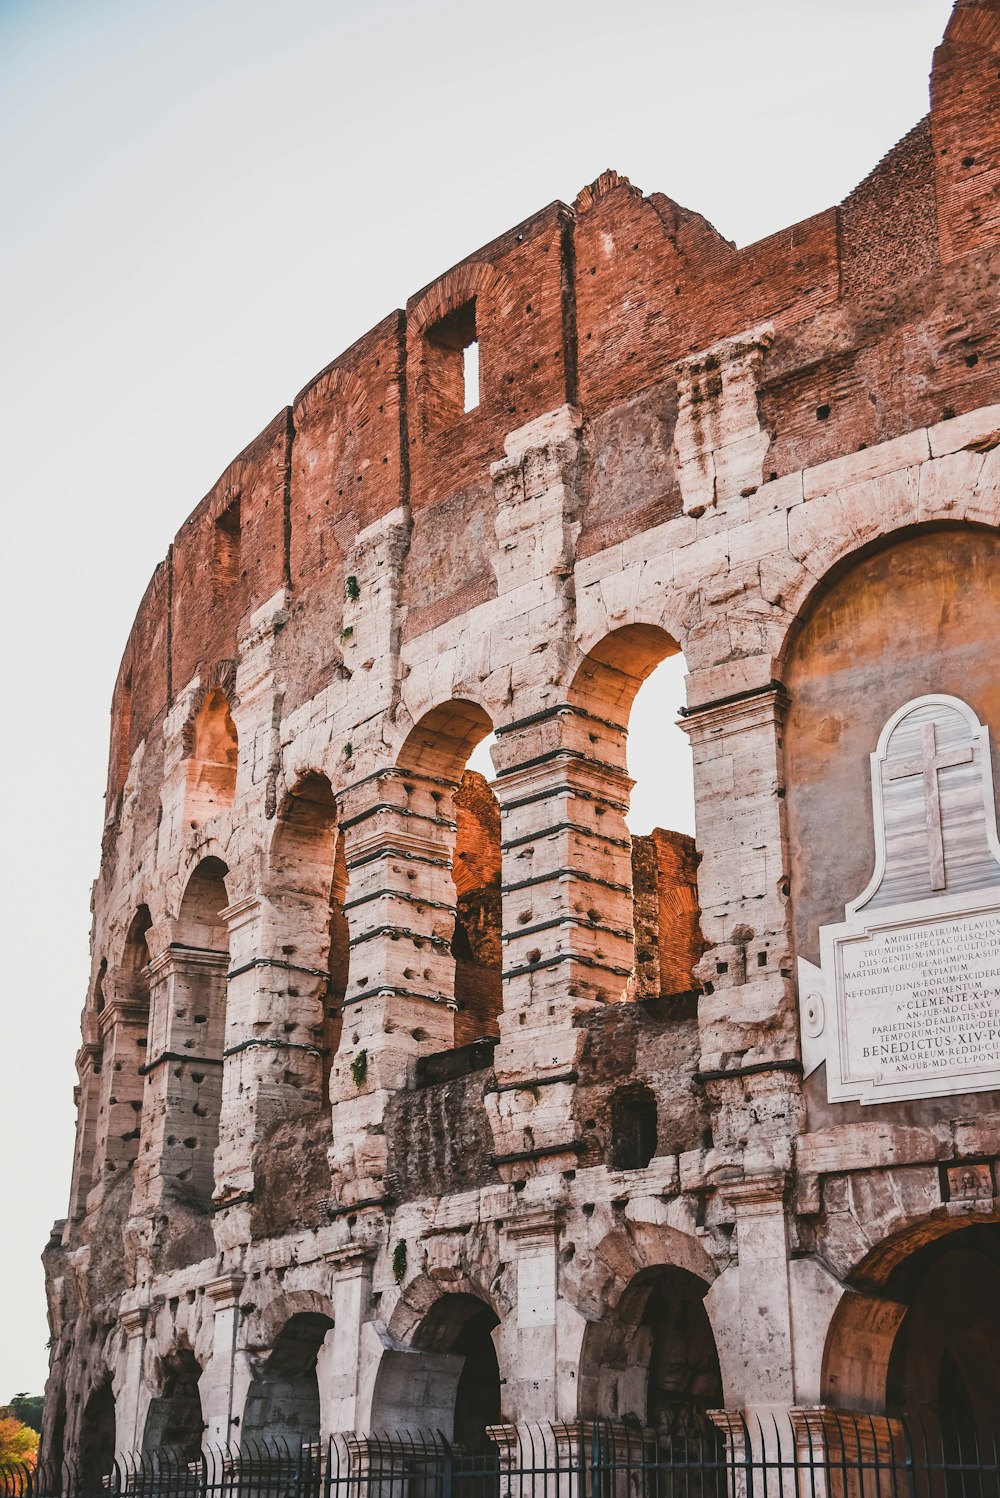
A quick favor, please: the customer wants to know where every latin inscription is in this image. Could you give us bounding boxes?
[839,909,1000,1091]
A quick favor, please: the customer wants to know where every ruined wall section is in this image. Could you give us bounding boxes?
[105,4,1000,812]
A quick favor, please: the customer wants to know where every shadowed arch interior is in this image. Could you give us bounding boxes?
[164,858,230,1200]
[578,1264,722,1433]
[94,905,153,1183]
[122,906,153,1005]
[269,773,349,1089]
[822,1222,1000,1427]
[142,1348,204,1459]
[397,701,502,1049]
[241,1311,335,1451]
[785,526,1000,973]
[79,1379,116,1487]
[372,1292,501,1445]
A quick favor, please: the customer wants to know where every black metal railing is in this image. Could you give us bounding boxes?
[3,1413,999,1498]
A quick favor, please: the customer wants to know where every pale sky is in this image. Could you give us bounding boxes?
[0,0,951,1401]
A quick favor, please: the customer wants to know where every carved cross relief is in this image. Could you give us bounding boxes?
[885,720,973,890]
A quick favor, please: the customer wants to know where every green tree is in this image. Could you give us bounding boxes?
[7,1396,43,1435]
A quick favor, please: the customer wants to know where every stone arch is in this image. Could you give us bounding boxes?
[144,857,230,1203]
[142,1345,204,1458]
[395,700,502,1046]
[119,906,153,1006]
[183,687,238,827]
[245,1288,337,1351]
[79,1376,116,1486]
[409,261,517,337]
[267,772,349,1090]
[176,856,230,949]
[775,504,1000,673]
[821,1219,1000,1426]
[396,698,494,782]
[241,1308,336,1452]
[567,624,702,1007]
[569,622,682,726]
[374,1278,506,1443]
[782,522,1000,996]
[93,957,108,1014]
[386,1265,512,1348]
[93,906,152,1185]
[574,1224,721,1433]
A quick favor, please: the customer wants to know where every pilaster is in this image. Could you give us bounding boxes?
[705,1171,795,1412]
[487,704,634,1173]
[501,1205,580,1422]
[132,946,228,1212]
[114,1306,149,1459]
[200,1272,249,1449]
[214,895,326,1211]
[328,767,460,1205]
[681,685,801,1173]
[321,1245,377,1437]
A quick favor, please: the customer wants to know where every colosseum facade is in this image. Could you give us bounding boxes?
[42,0,1000,1469]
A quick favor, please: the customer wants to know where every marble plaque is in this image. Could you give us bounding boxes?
[799,695,1000,1104]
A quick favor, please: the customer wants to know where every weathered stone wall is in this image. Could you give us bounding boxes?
[42,0,1000,1468]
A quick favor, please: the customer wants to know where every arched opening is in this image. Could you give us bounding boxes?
[579,1264,722,1435]
[570,626,702,1005]
[142,1348,204,1459]
[184,689,238,826]
[398,701,502,1056]
[79,1379,115,1488]
[451,767,502,1048]
[241,1312,335,1452]
[122,906,153,1006]
[95,907,152,1182]
[371,1293,501,1445]
[269,774,349,1095]
[146,858,229,1201]
[823,1223,1000,1430]
[177,857,230,949]
[785,527,1000,1041]
[94,959,107,1014]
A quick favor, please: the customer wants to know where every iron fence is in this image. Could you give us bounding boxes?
[3,1414,999,1498]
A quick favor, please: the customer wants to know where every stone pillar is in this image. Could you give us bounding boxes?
[114,1307,149,1458]
[90,998,147,1200]
[320,1246,375,1437]
[487,707,634,1172]
[328,767,459,1206]
[200,1273,249,1449]
[133,947,227,1210]
[214,895,326,1214]
[501,1205,576,1422]
[680,686,800,1176]
[706,1173,795,1412]
[67,1039,102,1221]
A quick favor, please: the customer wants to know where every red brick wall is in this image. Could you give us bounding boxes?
[170,412,289,694]
[108,2,1000,782]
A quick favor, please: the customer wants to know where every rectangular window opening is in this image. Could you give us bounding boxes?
[463,339,480,413]
[213,498,241,600]
[423,298,479,432]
